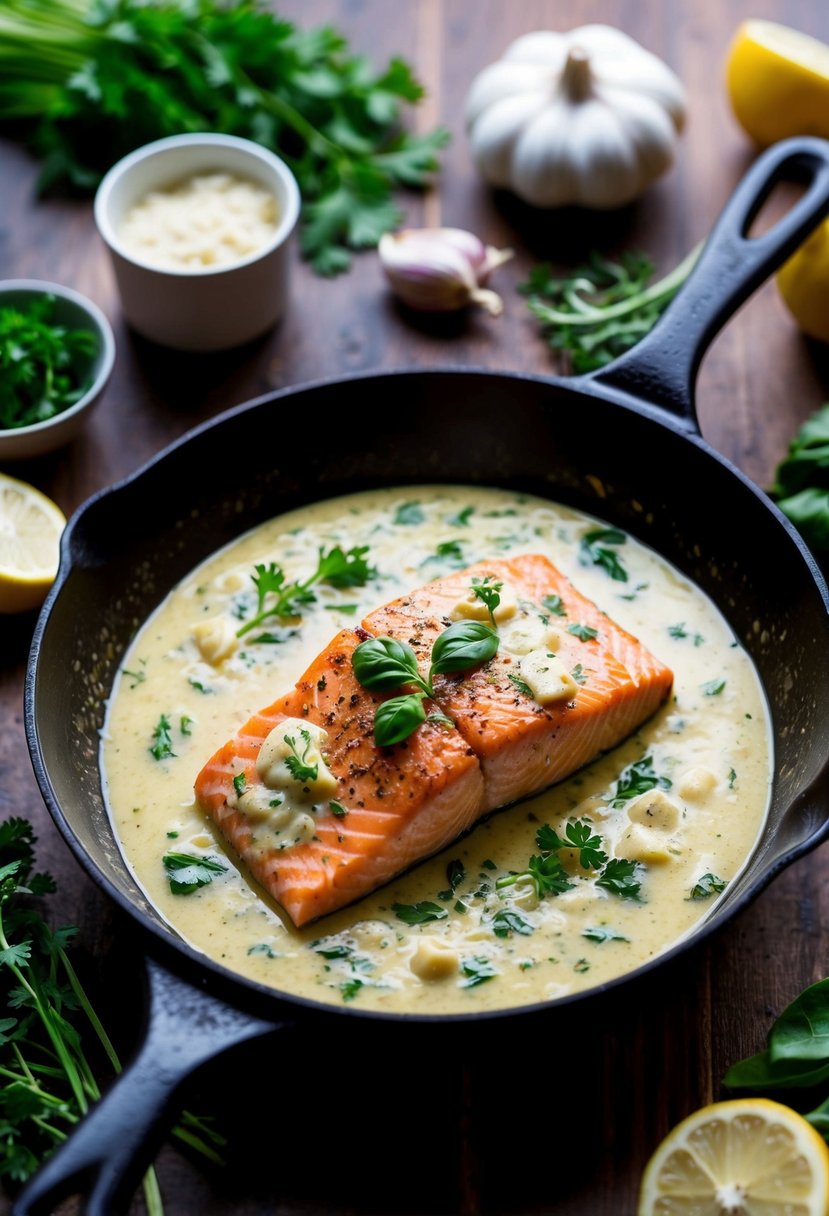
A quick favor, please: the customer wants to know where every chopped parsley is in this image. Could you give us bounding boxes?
[582,926,630,943]
[122,667,146,689]
[392,901,448,925]
[596,858,642,900]
[537,820,608,870]
[162,852,227,895]
[491,908,533,938]
[689,873,727,900]
[340,979,364,1002]
[329,800,348,818]
[180,715,193,736]
[542,594,567,617]
[394,500,425,526]
[571,663,587,684]
[610,755,671,809]
[438,859,466,901]
[460,957,499,988]
[567,622,598,643]
[470,575,503,626]
[579,528,628,582]
[232,773,247,797]
[702,678,726,696]
[283,730,319,785]
[149,714,176,762]
[507,673,534,697]
[447,505,475,527]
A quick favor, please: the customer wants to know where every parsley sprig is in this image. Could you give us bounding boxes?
[283,729,319,786]
[352,621,499,746]
[470,576,502,627]
[237,545,374,639]
[0,818,223,1202]
[0,0,449,275]
[496,821,643,902]
[0,295,96,430]
[520,246,701,373]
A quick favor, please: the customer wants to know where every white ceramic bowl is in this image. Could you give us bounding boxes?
[0,280,115,462]
[94,133,301,352]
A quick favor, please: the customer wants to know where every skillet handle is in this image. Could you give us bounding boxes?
[11,957,279,1216]
[585,136,829,425]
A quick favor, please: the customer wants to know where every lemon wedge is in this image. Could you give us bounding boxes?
[726,20,829,146]
[0,473,65,614]
[638,1098,829,1215]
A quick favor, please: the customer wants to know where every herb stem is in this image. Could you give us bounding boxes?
[531,243,703,330]
[60,947,121,1074]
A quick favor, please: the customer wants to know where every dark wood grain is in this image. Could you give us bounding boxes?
[2,1,829,1212]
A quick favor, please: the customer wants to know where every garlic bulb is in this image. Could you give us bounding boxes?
[378,227,513,315]
[465,25,687,209]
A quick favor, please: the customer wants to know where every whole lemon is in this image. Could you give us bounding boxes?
[726,20,829,146]
[777,221,829,344]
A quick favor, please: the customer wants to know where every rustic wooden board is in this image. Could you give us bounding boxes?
[2,1,829,1212]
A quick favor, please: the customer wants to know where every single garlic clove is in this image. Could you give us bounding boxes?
[379,227,513,315]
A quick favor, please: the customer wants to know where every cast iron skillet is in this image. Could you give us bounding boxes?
[18,138,829,1215]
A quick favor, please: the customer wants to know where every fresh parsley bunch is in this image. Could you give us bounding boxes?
[0,0,449,274]
[771,403,829,556]
[0,818,223,1208]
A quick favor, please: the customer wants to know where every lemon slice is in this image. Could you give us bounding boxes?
[0,473,66,614]
[726,20,829,146]
[638,1098,829,1215]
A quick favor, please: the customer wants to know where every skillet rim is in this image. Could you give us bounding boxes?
[25,365,829,1026]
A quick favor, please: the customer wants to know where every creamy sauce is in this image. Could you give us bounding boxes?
[102,487,772,1014]
[119,171,279,270]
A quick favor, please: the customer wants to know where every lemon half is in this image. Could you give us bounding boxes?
[638,1098,829,1216]
[726,20,829,146]
[0,473,66,613]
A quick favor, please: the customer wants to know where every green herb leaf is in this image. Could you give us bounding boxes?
[392,900,448,925]
[571,663,587,685]
[180,715,193,736]
[507,673,534,697]
[470,575,503,625]
[373,693,426,747]
[447,505,475,527]
[283,729,319,785]
[495,853,575,900]
[149,713,176,762]
[237,545,375,638]
[610,755,671,809]
[567,622,598,643]
[542,594,567,617]
[163,852,227,895]
[492,908,533,938]
[537,820,608,870]
[702,678,726,696]
[580,528,628,582]
[771,404,829,553]
[394,500,424,525]
[329,800,347,818]
[232,773,247,797]
[430,620,499,676]
[596,858,642,900]
[352,635,423,691]
[689,873,727,900]
[340,978,364,1002]
[460,956,498,987]
[582,926,629,943]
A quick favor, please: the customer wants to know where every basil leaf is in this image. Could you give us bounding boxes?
[724,1048,829,1092]
[768,978,829,1063]
[373,693,426,746]
[430,620,499,676]
[352,635,421,690]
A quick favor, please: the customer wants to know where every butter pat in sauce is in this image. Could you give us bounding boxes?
[119,172,279,271]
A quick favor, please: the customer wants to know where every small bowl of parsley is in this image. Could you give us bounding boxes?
[0,280,115,460]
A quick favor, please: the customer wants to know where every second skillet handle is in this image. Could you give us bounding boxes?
[11,958,280,1216]
[587,137,829,424]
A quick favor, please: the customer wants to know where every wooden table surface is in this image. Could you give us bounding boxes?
[3,1,829,1212]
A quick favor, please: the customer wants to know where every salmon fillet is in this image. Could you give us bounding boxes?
[195,629,484,926]
[195,555,673,926]
[365,555,674,809]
